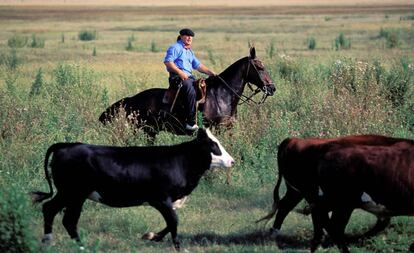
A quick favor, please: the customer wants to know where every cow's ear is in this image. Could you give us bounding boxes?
[197,128,208,141]
[250,46,256,59]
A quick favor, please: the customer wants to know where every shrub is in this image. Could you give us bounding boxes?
[0,186,39,253]
[1,49,20,70]
[266,40,276,58]
[386,31,400,48]
[379,28,401,48]
[7,34,28,48]
[126,35,135,51]
[150,40,159,52]
[29,34,45,48]
[78,30,97,41]
[381,57,413,107]
[29,68,45,97]
[334,32,351,50]
[307,36,316,50]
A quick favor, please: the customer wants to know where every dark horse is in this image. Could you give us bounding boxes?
[99,47,275,139]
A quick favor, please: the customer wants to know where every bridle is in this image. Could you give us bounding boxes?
[216,57,272,105]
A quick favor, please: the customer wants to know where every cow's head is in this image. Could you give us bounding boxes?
[197,128,235,168]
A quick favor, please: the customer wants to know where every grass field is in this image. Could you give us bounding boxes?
[0,2,414,253]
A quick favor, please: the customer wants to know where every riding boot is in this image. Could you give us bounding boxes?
[181,77,198,130]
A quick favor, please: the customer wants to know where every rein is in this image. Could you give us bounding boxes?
[215,58,269,105]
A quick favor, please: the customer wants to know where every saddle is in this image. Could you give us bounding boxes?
[162,78,207,111]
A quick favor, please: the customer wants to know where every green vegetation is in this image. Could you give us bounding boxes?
[306,36,316,50]
[0,186,39,253]
[0,5,413,253]
[334,32,351,50]
[78,30,97,41]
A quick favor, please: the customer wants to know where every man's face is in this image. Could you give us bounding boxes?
[181,35,193,47]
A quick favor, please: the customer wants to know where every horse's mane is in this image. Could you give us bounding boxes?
[205,56,248,88]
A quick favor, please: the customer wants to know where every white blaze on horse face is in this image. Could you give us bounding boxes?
[206,129,235,168]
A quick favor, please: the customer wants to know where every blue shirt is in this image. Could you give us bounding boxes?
[164,40,201,76]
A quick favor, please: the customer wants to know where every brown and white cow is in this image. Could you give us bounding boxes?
[257,135,414,252]
[315,141,414,252]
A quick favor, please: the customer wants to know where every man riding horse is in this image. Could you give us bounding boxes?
[163,28,216,131]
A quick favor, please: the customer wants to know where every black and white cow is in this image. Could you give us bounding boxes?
[31,128,234,250]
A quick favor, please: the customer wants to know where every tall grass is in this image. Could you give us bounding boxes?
[0,6,413,253]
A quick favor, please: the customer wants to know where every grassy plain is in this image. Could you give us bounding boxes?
[0,3,414,253]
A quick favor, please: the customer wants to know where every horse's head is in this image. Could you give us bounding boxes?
[245,47,276,99]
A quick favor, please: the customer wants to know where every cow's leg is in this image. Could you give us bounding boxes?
[328,208,353,253]
[62,197,86,246]
[271,188,303,238]
[41,192,65,244]
[151,199,180,250]
[363,216,390,237]
[409,241,414,252]
[309,205,329,252]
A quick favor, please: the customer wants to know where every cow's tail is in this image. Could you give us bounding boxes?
[256,172,282,223]
[256,138,289,224]
[30,143,72,203]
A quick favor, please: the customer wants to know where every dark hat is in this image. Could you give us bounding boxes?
[179,28,195,37]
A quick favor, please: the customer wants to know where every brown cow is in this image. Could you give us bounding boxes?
[257,135,413,252]
[315,141,414,253]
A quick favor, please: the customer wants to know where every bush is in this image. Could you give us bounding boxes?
[307,36,316,50]
[7,34,28,48]
[78,30,97,41]
[126,35,134,51]
[29,68,45,97]
[334,32,351,50]
[0,186,39,253]
[266,40,276,58]
[150,40,159,52]
[381,57,413,107]
[379,28,401,48]
[0,49,20,70]
[29,34,45,48]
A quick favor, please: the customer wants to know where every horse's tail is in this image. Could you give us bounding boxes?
[30,143,78,203]
[99,98,127,124]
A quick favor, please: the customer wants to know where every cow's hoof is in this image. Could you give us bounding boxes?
[409,242,414,252]
[269,228,279,239]
[142,232,156,240]
[41,234,53,245]
[174,241,180,251]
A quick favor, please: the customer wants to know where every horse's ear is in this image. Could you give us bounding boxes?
[250,47,256,59]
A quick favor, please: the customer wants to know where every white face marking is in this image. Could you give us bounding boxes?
[206,128,235,168]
